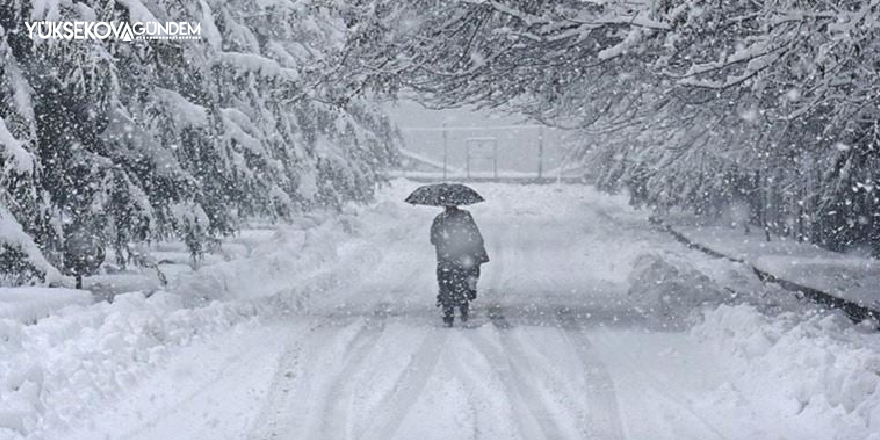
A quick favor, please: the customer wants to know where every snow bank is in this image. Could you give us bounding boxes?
[0,292,264,440]
[0,288,92,324]
[693,305,880,440]
[622,224,796,327]
[175,211,378,306]
[83,274,161,303]
[626,252,728,325]
[174,184,419,306]
[668,222,880,309]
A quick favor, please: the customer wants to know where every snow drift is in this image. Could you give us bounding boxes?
[0,288,92,324]
[693,305,880,440]
[627,252,726,325]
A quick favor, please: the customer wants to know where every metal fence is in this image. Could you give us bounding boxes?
[397,124,560,180]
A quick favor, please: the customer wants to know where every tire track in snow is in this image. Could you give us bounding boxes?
[115,328,290,440]
[247,329,306,440]
[590,331,733,440]
[444,342,507,440]
[473,196,569,439]
[524,254,626,440]
[363,327,449,440]
[252,226,435,440]
[479,228,627,440]
[468,327,567,440]
[481,209,508,327]
[249,316,381,440]
[480,188,510,308]
[554,307,627,440]
[314,318,387,440]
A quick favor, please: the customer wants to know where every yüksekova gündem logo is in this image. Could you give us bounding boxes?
[26,21,202,41]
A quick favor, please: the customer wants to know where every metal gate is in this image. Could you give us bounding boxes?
[465,137,498,179]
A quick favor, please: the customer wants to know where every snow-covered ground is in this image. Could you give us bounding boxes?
[3,180,879,440]
[0,289,92,324]
[665,221,880,309]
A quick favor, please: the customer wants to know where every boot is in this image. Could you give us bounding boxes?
[442,305,455,327]
[460,302,469,322]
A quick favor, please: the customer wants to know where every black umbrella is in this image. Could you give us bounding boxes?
[404,183,485,206]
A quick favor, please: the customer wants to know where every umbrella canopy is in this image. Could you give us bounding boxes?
[404,183,485,206]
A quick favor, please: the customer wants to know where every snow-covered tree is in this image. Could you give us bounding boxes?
[0,0,398,285]
[342,0,880,255]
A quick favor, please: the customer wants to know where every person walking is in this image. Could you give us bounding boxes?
[431,204,489,326]
[405,182,489,327]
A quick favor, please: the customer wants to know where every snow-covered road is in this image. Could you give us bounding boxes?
[43,182,879,440]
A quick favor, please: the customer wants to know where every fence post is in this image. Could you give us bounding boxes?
[466,140,471,179]
[494,140,498,180]
[538,125,544,180]
[442,122,448,181]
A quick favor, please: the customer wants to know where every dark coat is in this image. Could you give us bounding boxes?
[430,208,489,267]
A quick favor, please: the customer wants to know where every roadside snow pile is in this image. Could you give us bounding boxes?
[693,305,880,440]
[625,248,794,327]
[0,289,93,324]
[0,292,263,440]
[175,217,346,303]
[174,205,394,308]
[626,252,726,324]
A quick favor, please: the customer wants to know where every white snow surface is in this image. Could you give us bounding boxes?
[668,221,880,308]
[691,305,880,440]
[0,289,92,323]
[2,180,878,440]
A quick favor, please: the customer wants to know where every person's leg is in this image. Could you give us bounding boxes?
[437,262,455,325]
[447,265,471,321]
[437,264,447,302]
[451,265,469,304]
[443,304,455,326]
[459,301,469,322]
[466,265,480,300]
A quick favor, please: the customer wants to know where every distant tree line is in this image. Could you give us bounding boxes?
[0,0,399,286]
[340,0,880,256]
